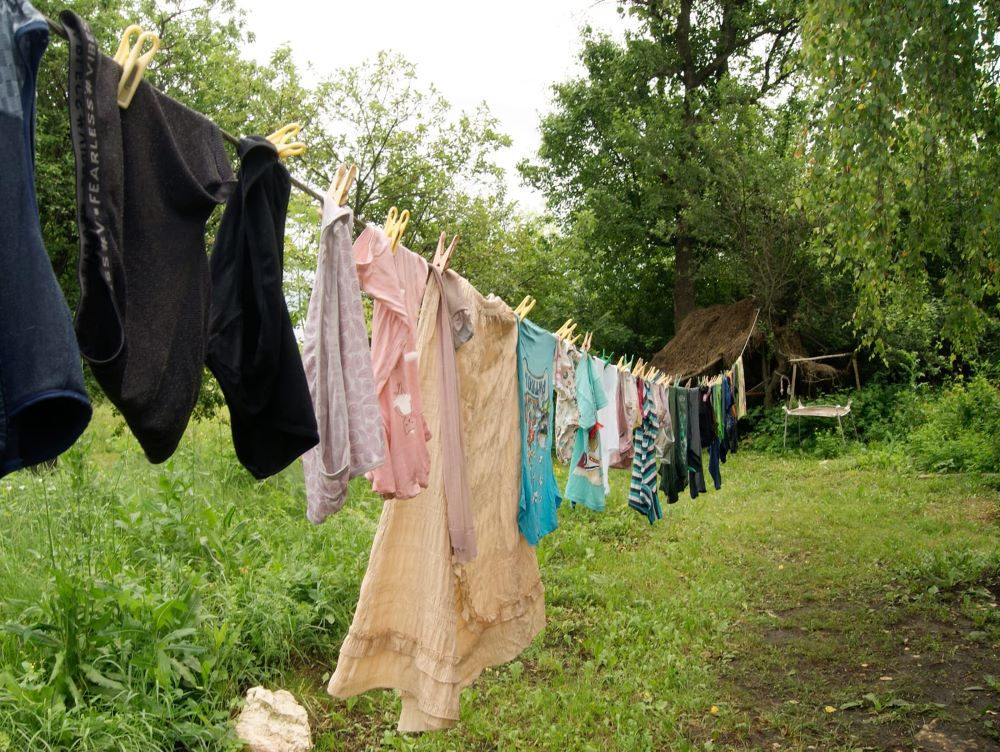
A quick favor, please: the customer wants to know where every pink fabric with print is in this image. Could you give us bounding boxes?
[353,225,430,499]
[301,200,385,524]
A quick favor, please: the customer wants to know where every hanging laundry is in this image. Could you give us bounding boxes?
[301,195,385,522]
[205,137,318,479]
[687,388,706,499]
[609,369,634,469]
[733,355,747,418]
[424,266,476,561]
[0,0,91,478]
[713,379,726,444]
[564,354,608,511]
[62,11,235,463]
[652,382,673,463]
[628,379,661,524]
[660,385,688,504]
[517,319,561,545]
[722,372,739,459]
[553,338,580,465]
[596,356,620,494]
[353,226,430,499]
[622,368,641,431]
[702,386,722,491]
[328,276,543,732]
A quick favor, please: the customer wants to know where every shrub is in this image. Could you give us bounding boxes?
[908,376,1000,473]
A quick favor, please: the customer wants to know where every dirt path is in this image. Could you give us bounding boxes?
[710,584,1000,750]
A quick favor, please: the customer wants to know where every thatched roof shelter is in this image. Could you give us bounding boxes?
[650,299,762,378]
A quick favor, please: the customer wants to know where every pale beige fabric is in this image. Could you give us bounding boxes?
[327,275,545,731]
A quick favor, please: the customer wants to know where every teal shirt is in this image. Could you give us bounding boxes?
[517,319,561,544]
[564,354,608,511]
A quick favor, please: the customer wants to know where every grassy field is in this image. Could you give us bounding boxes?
[1,407,998,750]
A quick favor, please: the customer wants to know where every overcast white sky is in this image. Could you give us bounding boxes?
[236,0,627,212]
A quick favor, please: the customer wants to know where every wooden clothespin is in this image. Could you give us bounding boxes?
[266,123,306,160]
[432,231,459,273]
[581,331,593,352]
[384,207,410,254]
[328,163,358,206]
[113,24,160,109]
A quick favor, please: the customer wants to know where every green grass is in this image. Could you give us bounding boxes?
[1,407,998,750]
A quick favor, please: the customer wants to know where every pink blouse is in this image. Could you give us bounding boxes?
[353,225,430,499]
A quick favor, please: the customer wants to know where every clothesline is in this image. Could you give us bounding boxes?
[43,12,328,205]
[44,9,741,387]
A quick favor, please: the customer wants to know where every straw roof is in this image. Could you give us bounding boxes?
[650,299,761,377]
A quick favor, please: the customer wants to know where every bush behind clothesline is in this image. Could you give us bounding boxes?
[743,376,1000,473]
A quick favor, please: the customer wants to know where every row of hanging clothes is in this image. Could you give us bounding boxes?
[0,3,755,733]
[526,321,749,541]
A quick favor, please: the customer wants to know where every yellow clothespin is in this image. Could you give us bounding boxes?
[113,25,144,64]
[327,163,358,206]
[554,319,574,339]
[266,123,306,160]
[513,295,536,318]
[616,356,626,372]
[114,25,159,109]
[432,231,459,273]
[384,207,410,253]
[581,331,593,352]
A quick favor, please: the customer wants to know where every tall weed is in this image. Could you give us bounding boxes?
[0,409,372,750]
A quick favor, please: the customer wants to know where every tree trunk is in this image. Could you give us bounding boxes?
[674,228,696,326]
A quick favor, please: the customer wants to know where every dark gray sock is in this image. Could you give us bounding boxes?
[62,11,235,463]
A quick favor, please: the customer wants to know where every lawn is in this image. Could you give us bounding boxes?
[1,408,998,750]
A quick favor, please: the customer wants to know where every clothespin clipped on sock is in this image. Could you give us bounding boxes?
[113,24,160,109]
[266,123,307,160]
[432,231,459,273]
[328,163,358,206]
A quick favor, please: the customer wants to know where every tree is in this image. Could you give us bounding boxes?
[801,0,1000,361]
[522,0,800,350]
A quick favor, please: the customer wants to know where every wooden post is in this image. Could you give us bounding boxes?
[852,354,861,391]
